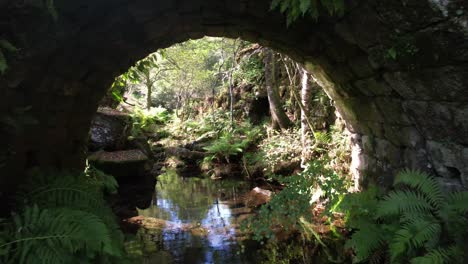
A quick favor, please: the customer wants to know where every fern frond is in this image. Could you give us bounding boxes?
[394,169,445,209]
[446,192,468,213]
[85,166,119,194]
[18,171,106,212]
[0,205,117,263]
[410,246,463,264]
[376,190,432,217]
[1,170,125,263]
[346,223,385,263]
[390,217,441,262]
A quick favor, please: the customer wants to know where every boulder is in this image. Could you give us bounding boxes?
[243,187,273,208]
[88,108,132,151]
[87,149,149,178]
[211,163,243,179]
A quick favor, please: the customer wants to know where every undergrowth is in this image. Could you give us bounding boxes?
[340,170,468,263]
[0,168,127,264]
[243,159,350,241]
[130,107,170,137]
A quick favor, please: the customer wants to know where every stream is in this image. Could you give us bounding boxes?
[131,169,261,263]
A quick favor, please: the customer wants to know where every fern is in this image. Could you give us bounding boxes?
[410,246,463,264]
[376,190,433,217]
[0,170,125,263]
[389,217,441,262]
[394,169,445,209]
[446,191,468,213]
[345,224,386,263]
[1,206,114,263]
[342,170,468,263]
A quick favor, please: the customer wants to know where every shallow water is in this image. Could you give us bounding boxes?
[134,169,260,264]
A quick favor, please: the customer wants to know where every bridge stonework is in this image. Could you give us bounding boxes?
[0,0,467,198]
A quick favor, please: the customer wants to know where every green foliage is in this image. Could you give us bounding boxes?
[203,121,262,163]
[0,169,125,263]
[44,0,58,20]
[271,0,345,25]
[0,39,18,75]
[130,107,171,137]
[340,170,468,263]
[258,128,302,172]
[245,159,350,241]
[234,55,264,84]
[203,132,247,163]
[109,76,128,104]
[260,240,308,264]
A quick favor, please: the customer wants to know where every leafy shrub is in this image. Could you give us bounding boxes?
[245,159,350,241]
[203,132,247,163]
[271,0,345,25]
[340,170,468,263]
[130,107,171,136]
[165,110,231,143]
[0,169,125,263]
[234,55,264,84]
[258,128,302,173]
[203,124,262,164]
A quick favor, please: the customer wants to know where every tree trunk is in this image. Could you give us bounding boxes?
[145,74,152,110]
[264,49,291,130]
[301,66,313,165]
[146,83,152,110]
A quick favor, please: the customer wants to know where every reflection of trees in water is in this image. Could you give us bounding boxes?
[137,169,257,263]
[141,169,249,223]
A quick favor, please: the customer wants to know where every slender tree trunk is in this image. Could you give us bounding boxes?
[146,84,152,110]
[264,49,291,130]
[145,74,152,110]
[301,67,313,166]
[229,71,234,128]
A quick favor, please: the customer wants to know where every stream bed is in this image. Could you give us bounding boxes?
[129,169,261,263]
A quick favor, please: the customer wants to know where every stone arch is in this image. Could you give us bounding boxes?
[1,0,467,199]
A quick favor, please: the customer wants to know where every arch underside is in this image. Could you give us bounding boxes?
[0,0,467,197]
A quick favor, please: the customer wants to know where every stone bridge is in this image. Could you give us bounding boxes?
[0,0,467,201]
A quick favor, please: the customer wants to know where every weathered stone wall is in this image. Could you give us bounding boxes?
[0,0,467,202]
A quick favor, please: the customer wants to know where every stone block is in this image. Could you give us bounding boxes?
[348,56,375,78]
[426,140,466,187]
[375,98,412,125]
[353,77,393,96]
[384,66,468,101]
[403,147,430,171]
[375,138,402,167]
[396,126,424,148]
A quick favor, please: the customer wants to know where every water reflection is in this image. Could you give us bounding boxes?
[136,169,257,263]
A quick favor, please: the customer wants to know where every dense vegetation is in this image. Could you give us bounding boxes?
[108,36,468,263]
[0,0,465,263]
[0,168,125,263]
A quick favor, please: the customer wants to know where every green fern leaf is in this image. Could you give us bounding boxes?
[1,170,125,263]
[446,192,468,213]
[394,169,445,209]
[390,217,441,262]
[377,190,432,217]
[299,0,311,14]
[346,223,385,263]
[0,206,118,263]
[410,246,462,264]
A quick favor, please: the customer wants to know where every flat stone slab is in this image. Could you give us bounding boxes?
[88,149,148,163]
[87,149,149,178]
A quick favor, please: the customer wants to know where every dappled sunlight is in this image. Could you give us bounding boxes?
[1,0,466,262]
